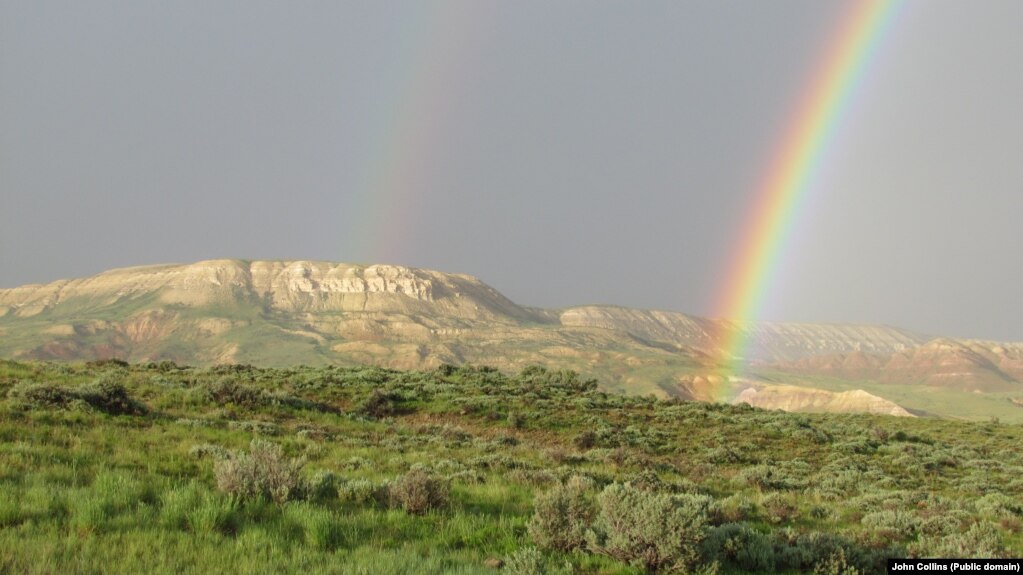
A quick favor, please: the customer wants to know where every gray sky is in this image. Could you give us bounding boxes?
[2,1,1022,341]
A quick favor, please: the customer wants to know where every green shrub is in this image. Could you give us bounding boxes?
[719,493,758,523]
[8,378,147,415]
[585,483,711,573]
[387,469,449,514]
[199,377,268,408]
[341,456,372,471]
[527,477,595,552]
[357,389,401,418]
[701,523,776,572]
[78,377,148,415]
[910,521,1005,558]
[760,492,800,524]
[337,478,386,505]
[786,532,888,573]
[213,440,306,504]
[7,382,78,409]
[734,462,808,491]
[189,443,230,460]
[508,411,524,429]
[860,510,920,538]
[508,469,558,487]
[227,420,280,436]
[975,493,1023,519]
[574,430,597,450]
[517,366,597,392]
[813,548,859,575]
[447,469,485,485]
[504,547,545,575]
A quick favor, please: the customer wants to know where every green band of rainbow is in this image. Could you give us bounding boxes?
[713,0,902,396]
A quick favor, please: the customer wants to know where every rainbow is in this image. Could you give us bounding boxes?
[713,0,902,395]
[342,4,490,264]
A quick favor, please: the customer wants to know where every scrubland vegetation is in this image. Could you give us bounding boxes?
[0,359,1021,573]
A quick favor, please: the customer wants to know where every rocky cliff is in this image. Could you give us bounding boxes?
[0,260,535,322]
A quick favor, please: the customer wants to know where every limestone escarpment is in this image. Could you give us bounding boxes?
[0,260,534,323]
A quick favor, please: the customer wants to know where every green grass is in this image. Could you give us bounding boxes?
[0,361,1021,573]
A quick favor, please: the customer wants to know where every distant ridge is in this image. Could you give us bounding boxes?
[2,259,1022,420]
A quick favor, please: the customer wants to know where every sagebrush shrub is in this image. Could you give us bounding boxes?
[503,547,545,575]
[909,521,1005,558]
[226,420,280,436]
[508,469,558,487]
[189,443,230,460]
[8,379,147,415]
[214,440,306,504]
[527,477,595,552]
[507,411,524,429]
[357,389,400,418]
[337,478,386,505]
[78,377,148,415]
[719,493,758,523]
[199,377,267,407]
[574,430,597,450]
[760,492,800,524]
[341,456,372,471]
[387,469,449,514]
[860,509,919,538]
[585,483,711,573]
[975,493,1023,519]
[786,531,889,573]
[702,522,776,572]
[447,469,485,485]
[7,382,77,409]
[813,548,859,575]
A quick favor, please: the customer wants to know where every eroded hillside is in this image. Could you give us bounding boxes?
[2,259,1022,420]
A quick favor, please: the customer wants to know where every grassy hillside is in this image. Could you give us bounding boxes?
[1,360,1021,573]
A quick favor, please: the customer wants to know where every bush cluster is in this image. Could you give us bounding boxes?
[387,469,449,514]
[527,477,595,552]
[8,377,146,415]
[586,483,711,573]
[213,440,306,504]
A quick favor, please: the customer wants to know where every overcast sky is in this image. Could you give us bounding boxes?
[2,1,1022,341]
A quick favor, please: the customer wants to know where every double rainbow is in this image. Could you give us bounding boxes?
[344,4,490,264]
[713,0,902,393]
